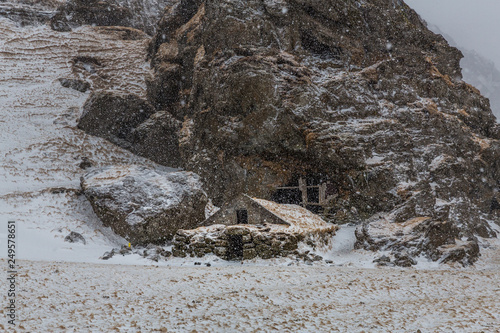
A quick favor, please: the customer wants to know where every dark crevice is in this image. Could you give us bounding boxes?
[300,31,343,59]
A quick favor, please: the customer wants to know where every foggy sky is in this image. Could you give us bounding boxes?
[405,0,500,67]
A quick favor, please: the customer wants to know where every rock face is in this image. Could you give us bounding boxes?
[81,165,208,244]
[50,0,174,35]
[78,91,156,147]
[77,91,182,167]
[138,0,500,264]
[356,217,480,267]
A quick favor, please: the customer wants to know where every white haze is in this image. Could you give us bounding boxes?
[406,0,500,119]
[406,0,500,68]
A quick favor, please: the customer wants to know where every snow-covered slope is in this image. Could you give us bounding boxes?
[0,17,158,261]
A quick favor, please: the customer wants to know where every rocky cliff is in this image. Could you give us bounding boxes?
[73,0,500,265]
[137,0,500,265]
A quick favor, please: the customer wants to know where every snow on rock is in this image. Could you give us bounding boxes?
[0,15,157,262]
[355,216,480,267]
[50,0,174,35]
[81,165,208,244]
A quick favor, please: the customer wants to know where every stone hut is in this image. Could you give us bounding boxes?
[172,195,338,260]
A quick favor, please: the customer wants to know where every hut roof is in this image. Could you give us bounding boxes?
[249,197,335,233]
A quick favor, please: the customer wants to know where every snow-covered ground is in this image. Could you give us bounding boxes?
[0,17,157,262]
[0,12,500,332]
[2,259,499,332]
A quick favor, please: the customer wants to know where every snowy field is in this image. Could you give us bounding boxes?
[0,11,500,332]
[1,259,499,332]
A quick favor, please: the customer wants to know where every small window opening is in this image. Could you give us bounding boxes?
[236,209,248,224]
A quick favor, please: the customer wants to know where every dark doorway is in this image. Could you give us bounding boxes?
[236,209,248,224]
[227,235,243,260]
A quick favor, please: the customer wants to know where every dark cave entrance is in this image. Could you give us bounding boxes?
[271,174,336,214]
[271,187,302,205]
[227,235,243,260]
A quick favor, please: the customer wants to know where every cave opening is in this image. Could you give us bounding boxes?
[271,174,336,214]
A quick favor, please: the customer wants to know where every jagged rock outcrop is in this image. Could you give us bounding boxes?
[78,91,156,147]
[136,0,500,265]
[77,91,182,167]
[50,0,174,35]
[81,165,208,244]
[356,217,480,267]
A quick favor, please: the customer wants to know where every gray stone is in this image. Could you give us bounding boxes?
[58,78,90,93]
[172,249,187,258]
[256,244,273,259]
[243,248,257,260]
[100,250,114,260]
[213,247,227,257]
[242,235,252,243]
[214,240,228,247]
[225,226,250,236]
[81,165,208,245]
[64,231,86,245]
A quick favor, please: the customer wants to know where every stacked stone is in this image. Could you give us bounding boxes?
[171,229,217,258]
[172,225,304,260]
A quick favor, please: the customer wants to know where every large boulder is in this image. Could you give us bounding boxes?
[78,90,156,148]
[77,91,182,167]
[137,0,500,264]
[81,165,208,244]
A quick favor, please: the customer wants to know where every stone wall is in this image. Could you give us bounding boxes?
[172,224,335,260]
